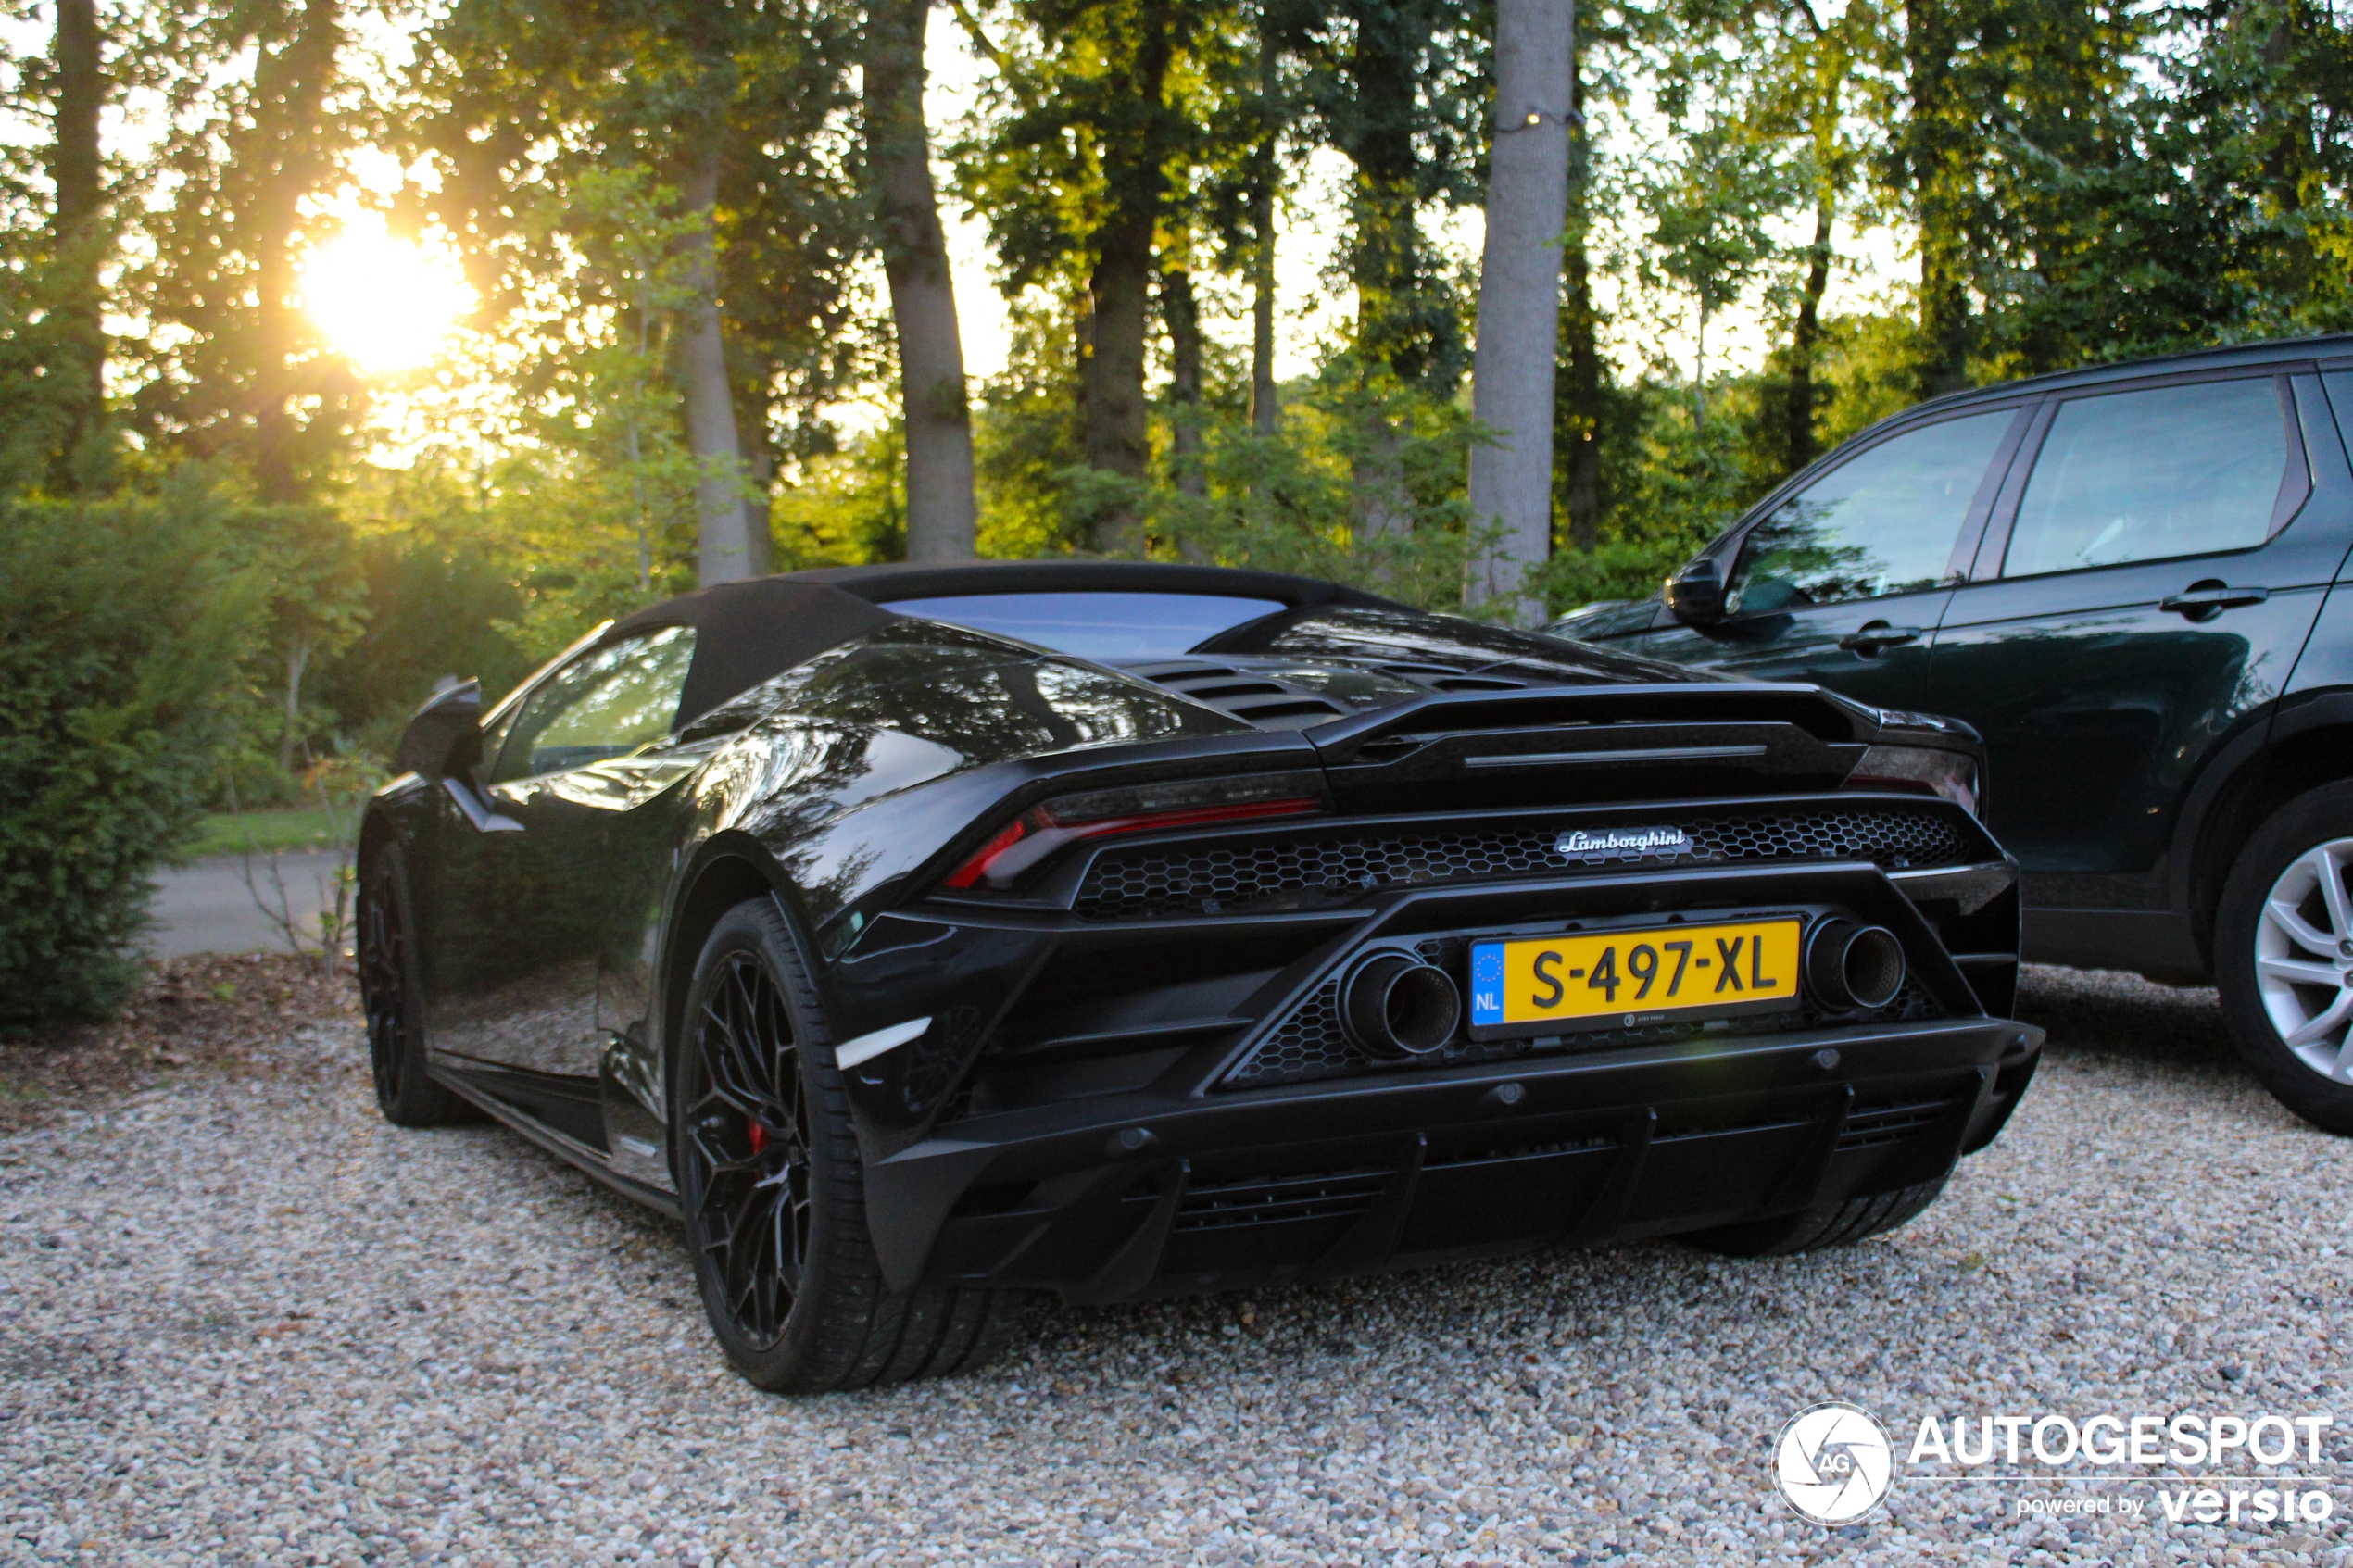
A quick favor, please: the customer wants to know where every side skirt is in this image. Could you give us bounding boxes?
[433,1065,683,1221]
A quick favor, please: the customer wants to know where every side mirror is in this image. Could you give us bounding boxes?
[1665,558,1728,626]
[393,679,484,781]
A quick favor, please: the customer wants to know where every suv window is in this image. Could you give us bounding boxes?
[1726,409,2014,615]
[2003,377,2289,577]
[488,626,698,783]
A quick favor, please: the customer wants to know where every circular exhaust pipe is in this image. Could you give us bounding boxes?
[1340,954,1462,1058]
[1805,920,1906,1011]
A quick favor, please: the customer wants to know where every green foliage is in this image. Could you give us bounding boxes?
[0,220,111,495]
[124,0,365,501]
[773,421,908,568]
[1152,364,1492,608]
[0,0,2340,939]
[308,517,534,755]
[973,296,1088,558]
[0,478,258,1028]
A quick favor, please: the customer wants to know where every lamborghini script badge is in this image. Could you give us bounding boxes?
[1554,825,1692,860]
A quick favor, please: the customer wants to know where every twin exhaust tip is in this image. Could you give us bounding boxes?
[1338,919,1907,1060]
[1805,920,1906,1011]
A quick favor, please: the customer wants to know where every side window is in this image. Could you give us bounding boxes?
[2003,378,2290,577]
[2319,370,2353,478]
[1727,409,2015,615]
[487,626,698,784]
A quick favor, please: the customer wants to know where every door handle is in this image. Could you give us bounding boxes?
[2159,583,2269,619]
[1837,623,1923,654]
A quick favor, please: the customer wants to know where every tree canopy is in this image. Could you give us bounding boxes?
[0,0,2345,763]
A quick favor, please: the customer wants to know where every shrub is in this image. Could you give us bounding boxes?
[0,478,258,1030]
[308,527,533,757]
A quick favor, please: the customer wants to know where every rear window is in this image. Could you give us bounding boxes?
[877,592,1286,659]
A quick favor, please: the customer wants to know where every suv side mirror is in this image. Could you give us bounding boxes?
[393,680,484,781]
[1666,558,1727,626]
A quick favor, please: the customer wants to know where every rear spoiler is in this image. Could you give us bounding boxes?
[1303,683,1883,814]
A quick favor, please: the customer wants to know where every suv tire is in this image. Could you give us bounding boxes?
[2216,783,2353,1135]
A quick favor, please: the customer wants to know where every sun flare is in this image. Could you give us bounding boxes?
[302,220,473,374]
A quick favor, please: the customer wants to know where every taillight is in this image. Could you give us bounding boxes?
[1844,744,1980,817]
[943,772,1327,891]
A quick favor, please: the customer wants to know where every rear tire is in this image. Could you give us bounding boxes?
[673,897,1026,1392]
[2215,783,2353,1135]
[357,844,470,1128]
[1685,1178,1946,1258]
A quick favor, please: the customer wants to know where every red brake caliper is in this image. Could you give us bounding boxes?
[747,1118,769,1157]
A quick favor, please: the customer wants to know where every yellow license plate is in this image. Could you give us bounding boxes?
[1467,918,1803,1035]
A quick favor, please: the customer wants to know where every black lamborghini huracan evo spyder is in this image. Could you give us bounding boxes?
[359,561,2041,1392]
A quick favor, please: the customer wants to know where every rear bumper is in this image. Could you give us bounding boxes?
[864,1012,2042,1298]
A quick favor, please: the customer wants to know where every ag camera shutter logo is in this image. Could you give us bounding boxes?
[1775,1402,1894,1524]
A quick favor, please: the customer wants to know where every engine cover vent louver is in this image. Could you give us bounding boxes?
[1074,804,1974,922]
[1120,656,1535,731]
[1122,659,1351,730]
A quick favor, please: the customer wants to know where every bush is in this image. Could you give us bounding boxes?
[0,478,258,1030]
[308,527,533,757]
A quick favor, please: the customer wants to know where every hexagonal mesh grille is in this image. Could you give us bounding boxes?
[1223,976,1944,1089]
[1076,806,1972,922]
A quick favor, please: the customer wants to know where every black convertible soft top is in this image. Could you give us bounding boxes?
[605,578,901,728]
[787,559,1401,611]
[602,561,1406,725]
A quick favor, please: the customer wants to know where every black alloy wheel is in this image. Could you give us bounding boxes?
[357,846,468,1127]
[680,948,815,1351]
[673,898,1026,1392]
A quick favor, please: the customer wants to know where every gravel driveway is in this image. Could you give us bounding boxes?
[5,968,2349,1567]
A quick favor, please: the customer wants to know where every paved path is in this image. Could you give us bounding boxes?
[146,851,348,958]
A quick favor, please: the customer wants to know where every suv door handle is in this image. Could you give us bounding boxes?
[2159,583,2269,618]
[1837,623,1923,654]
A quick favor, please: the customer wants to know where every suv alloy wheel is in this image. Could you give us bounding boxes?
[2217,782,2353,1135]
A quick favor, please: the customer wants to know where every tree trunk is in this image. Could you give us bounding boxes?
[680,145,757,585]
[1906,0,1970,397]
[1084,218,1154,554]
[1078,2,1174,556]
[1350,186,1419,544]
[1692,303,1708,433]
[865,0,977,562]
[1249,21,1279,435]
[1787,192,1832,474]
[1162,260,1205,499]
[746,443,774,575]
[1559,252,1601,553]
[1557,47,1600,553]
[1249,204,1277,434]
[1464,0,1574,622]
[1340,1,1441,543]
[48,0,105,483]
[281,636,312,775]
[247,0,343,505]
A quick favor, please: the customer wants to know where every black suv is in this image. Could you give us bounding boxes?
[1552,334,2353,1134]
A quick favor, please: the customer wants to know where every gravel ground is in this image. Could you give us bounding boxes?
[4,966,2350,1567]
